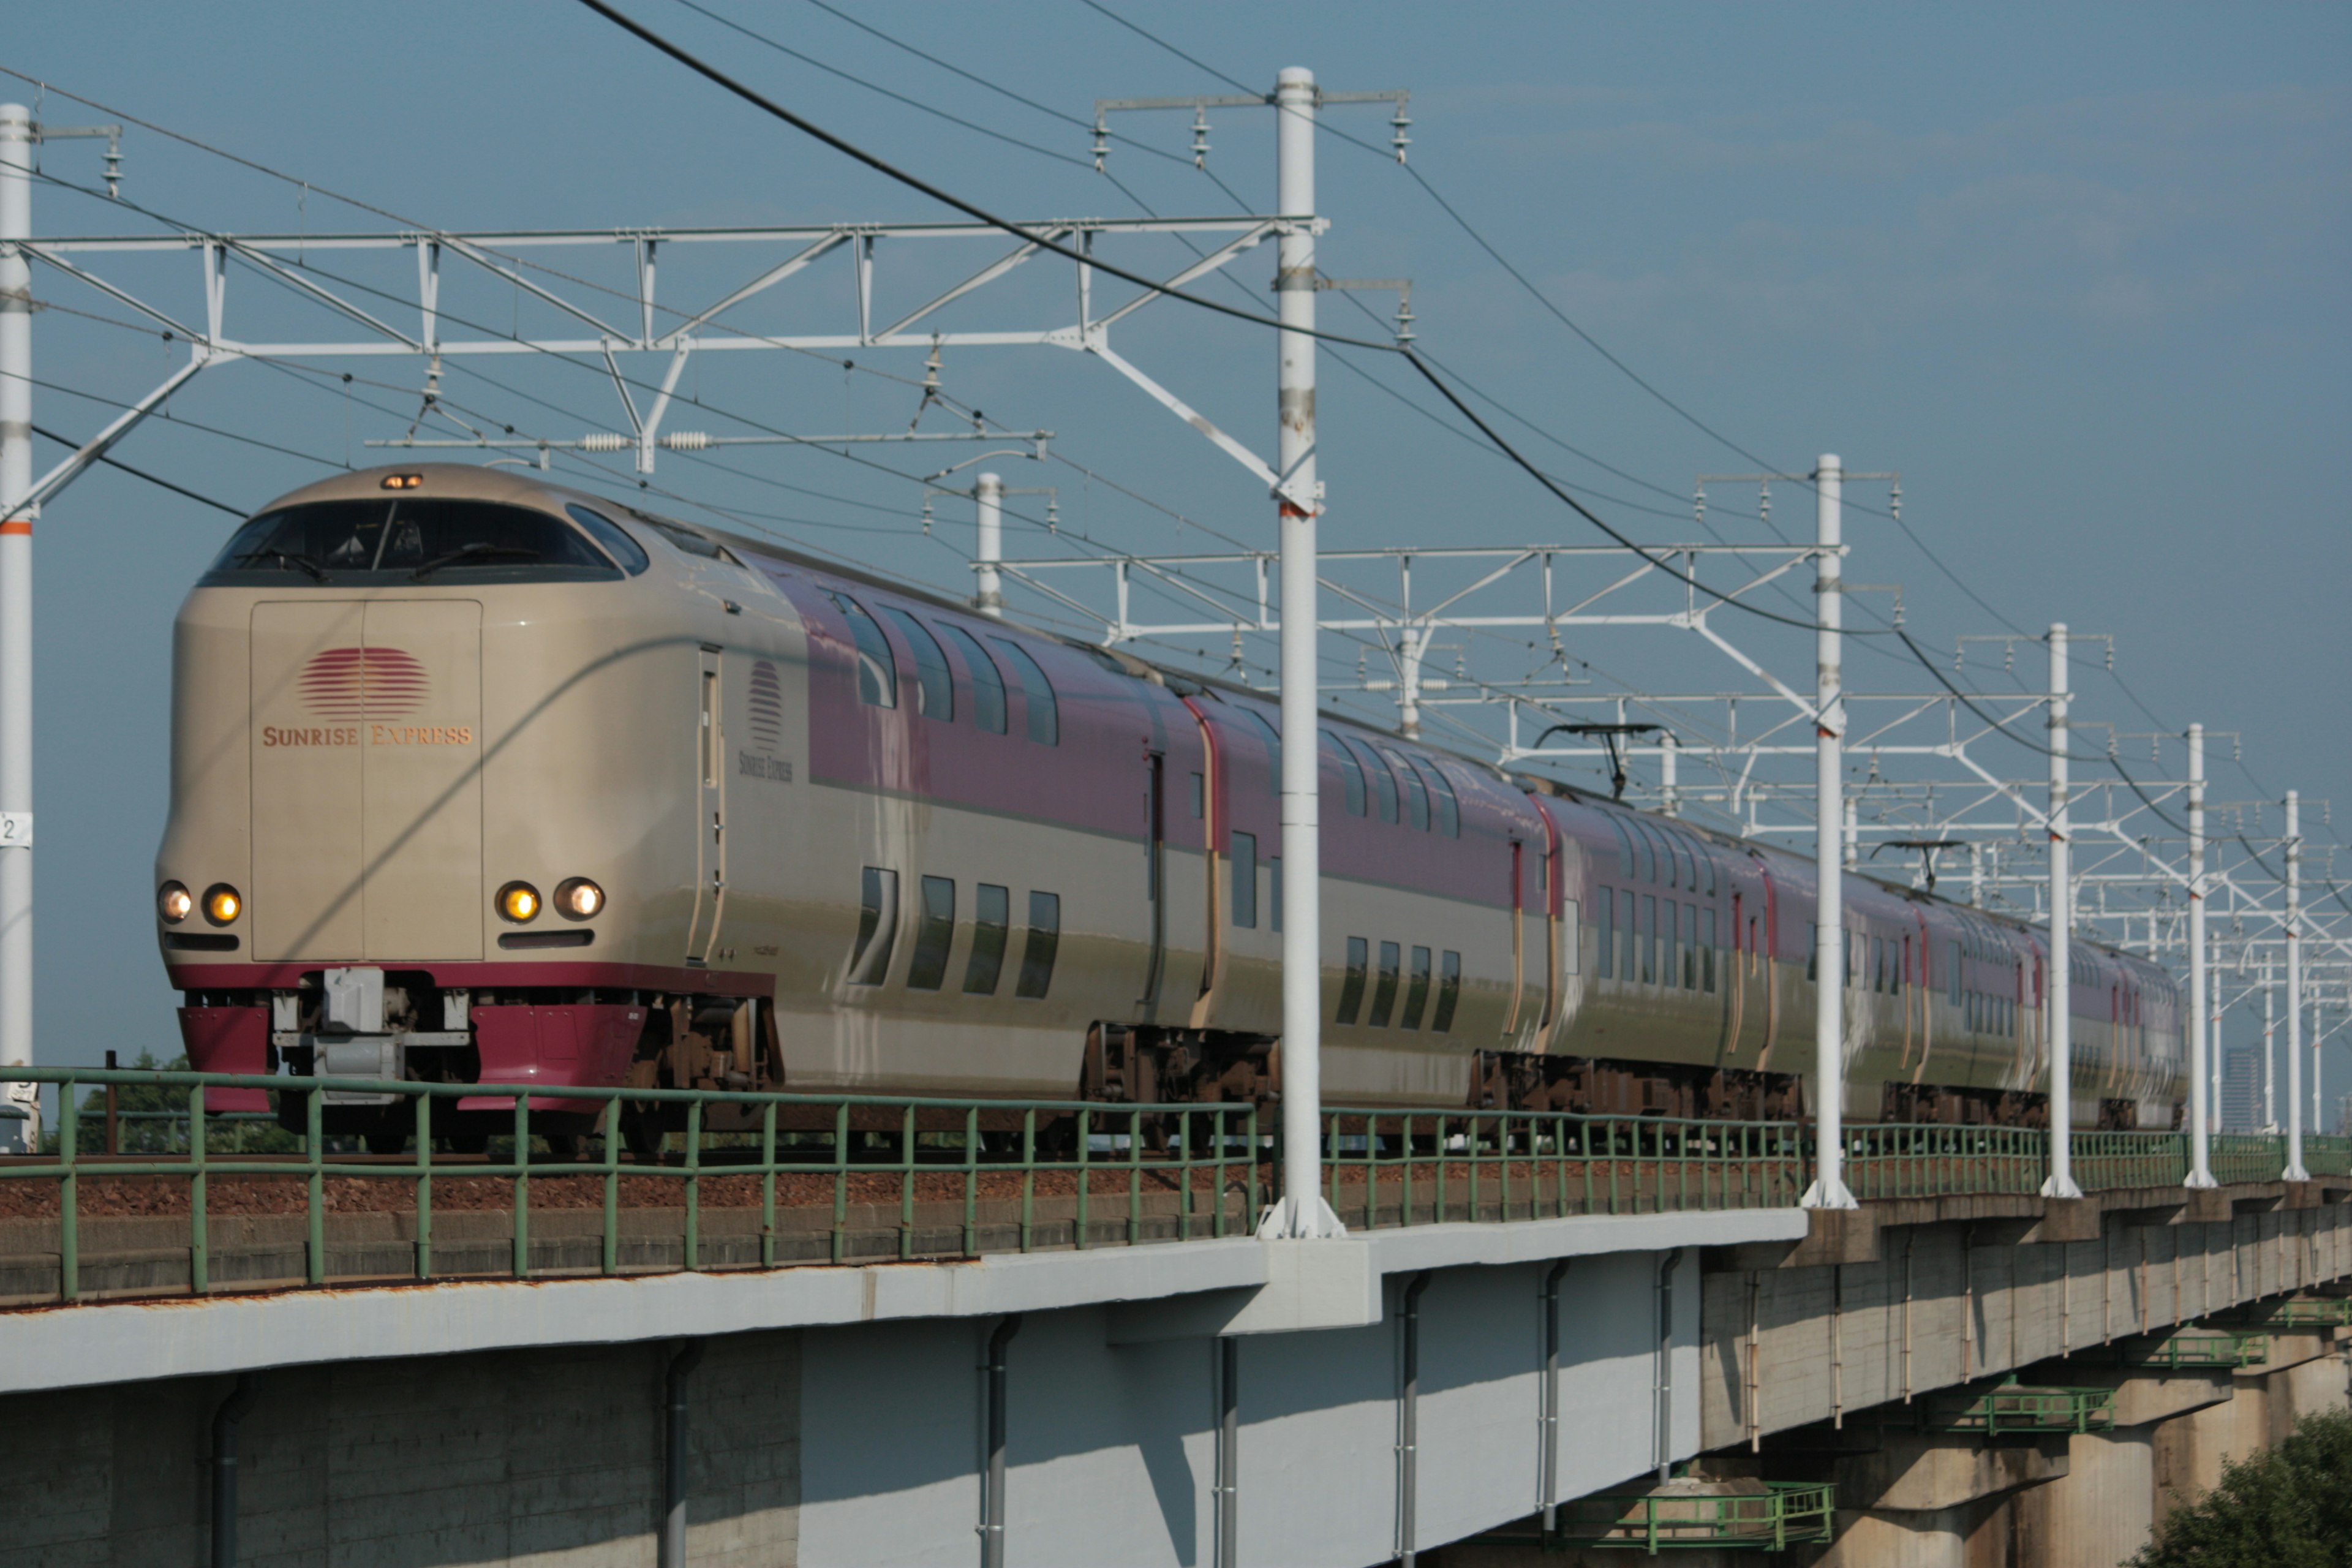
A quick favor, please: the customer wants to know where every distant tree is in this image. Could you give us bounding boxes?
[2131,1408,2352,1568]
[43,1051,299,1155]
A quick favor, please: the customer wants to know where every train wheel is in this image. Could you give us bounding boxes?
[622,1103,665,1163]
[439,1130,489,1156]
[364,1131,407,1156]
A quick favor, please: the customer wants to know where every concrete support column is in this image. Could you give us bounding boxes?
[1811,1432,2068,1568]
[2011,1427,2157,1568]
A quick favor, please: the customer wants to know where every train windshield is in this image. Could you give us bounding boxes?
[201,499,627,586]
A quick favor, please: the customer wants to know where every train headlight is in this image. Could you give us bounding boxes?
[158,881,193,924]
[554,878,605,920]
[202,884,243,925]
[497,881,542,923]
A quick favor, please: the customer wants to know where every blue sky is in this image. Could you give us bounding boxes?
[4,2,2346,1091]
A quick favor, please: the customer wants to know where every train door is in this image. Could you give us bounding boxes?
[1755,862,1780,1066]
[1533,801,1564,1046]
[686,646,726,962]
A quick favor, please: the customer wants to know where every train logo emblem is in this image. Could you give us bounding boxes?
[739,658,792,782]
[300,646,428,719]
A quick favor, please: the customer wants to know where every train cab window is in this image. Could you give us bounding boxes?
[880,608,954,721]
[564,505,652,573]
[1432,951,1463,1032]
[829,593,898,709]
[635,514,737,562]
[1014,892,1060,999]
[907,876,956,990]
[1322,729,1368,816]
[1349,738,1399,823]
[1401,946,1433,1030]
[1608,815,1637,877]
[1235,709,1283,794]
[1231,832,1258,929]
[207,497,625,585]
[1369,941,1402,1026]
[1337,937,1370,1023]
[990,638,1058,744]
[1596,889,1615,979]
[1423,762,1461,837]
[937,624,1006,734]
[848,867,899,985]
[963,883,1010,995]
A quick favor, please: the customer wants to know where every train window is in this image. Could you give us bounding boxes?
[1369,941,1402,1027]
[829,594,898,709]
[1349,738,1399,823]
[1383,749,1430,831]
[1337,937,1369,1024]
[1659,899,1676,987]
[1608,815,1637,876]
[1948,942,1963,1006]
[963,883,1010,995]
[1424,763,1461,837]
[564,505,652,574]
[1641,897,1657,984]
[938,624,1007,734]
[1596,888,1614,979]
[907,876,956,990]
[1701,838,1717,897]
[1562,898,1580,974]
[1270,857,1283,933]
[1322,730,1368,816]
[1191,772,1206,818]
[1702,909,1716,993]
[1618,891,1636,981]
[208,498,624,585]
[1634,821,1659,885]
[848,867,899,985]
[1401,946,1433,1030]
[1231,832,1258,929]
[1681,904,1698,989]
[1674,834,1698,894]
[635,514,736,562]
[990,638,1059,744]
[1432,951,1462,1032]
[881,609,955,721]
[1014,892,1060,999]
[1235,709,1282,794]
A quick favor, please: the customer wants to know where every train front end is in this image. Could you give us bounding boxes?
[155,464,774,1146]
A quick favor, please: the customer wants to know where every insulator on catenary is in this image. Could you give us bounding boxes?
[660,432,713,451]
[579,432,632,452]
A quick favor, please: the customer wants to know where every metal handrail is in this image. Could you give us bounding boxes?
[1550,1480,1836,1552]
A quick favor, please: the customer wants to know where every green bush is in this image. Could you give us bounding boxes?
[2132,1407,2352,1567]
[43,1051,301,1155]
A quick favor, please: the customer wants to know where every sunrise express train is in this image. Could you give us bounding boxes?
[157,466,2185,1144]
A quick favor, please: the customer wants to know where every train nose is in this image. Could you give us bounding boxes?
[248,600,485,959]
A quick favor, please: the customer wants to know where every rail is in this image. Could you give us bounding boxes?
[1,1068,2348,1308]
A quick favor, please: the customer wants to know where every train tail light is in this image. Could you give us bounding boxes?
[158,881,192,924]
[554,878,604,920]
[202,884,242,925]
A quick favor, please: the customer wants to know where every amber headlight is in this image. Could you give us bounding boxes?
[158,881,193,924]
[497,881,542,923]
[554,878,605,920]
[202,884,242,925]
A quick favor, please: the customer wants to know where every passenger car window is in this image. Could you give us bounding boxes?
[938,624,1008,734]
[1348,738,1398,823]
[1016,892,1060,998]
[848,868,899,984]
[829,593,898,709]
[1231,831,1258,929]
[1369,941,1402,1027]
[1422,762,1461,837]
[907,876,956,991]
[964,883,1010,995]
[1401,946,1433,1030]
[1383,748,1430,831]
[881,608,955,721]
[1336,937,1369,1023]
[1236,709,1282,794]
[1431,951,1462,1032]
[990,638,1058,744]
[1322,729,1367,816]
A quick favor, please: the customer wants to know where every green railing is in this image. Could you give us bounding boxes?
[2215,1295,2352,1330]
[2101,1330,2271,1370]
[1907,1379,2115,1435]
[1,1066,1263,1304]
[1318,1109,1805,1225]
[1548,1481,1836,1552]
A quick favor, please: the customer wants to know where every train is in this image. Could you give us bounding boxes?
[156,464,2186,1149]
